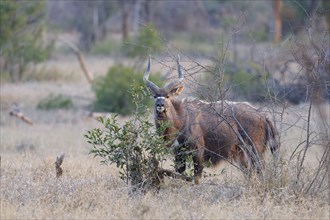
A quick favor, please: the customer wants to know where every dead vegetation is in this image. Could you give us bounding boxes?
[55,154,65,178]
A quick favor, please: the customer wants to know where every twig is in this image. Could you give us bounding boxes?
[304,144,330,194]
[296,99,313,183]
[55,154,65,178]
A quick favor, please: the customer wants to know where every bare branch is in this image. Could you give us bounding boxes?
[62,40,94,83]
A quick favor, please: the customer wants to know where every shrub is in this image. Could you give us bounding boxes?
[37,94,73,110]
[86,87,170,193]
[199,60,273,102]
[92,65,161,115]
[229,67,268,102]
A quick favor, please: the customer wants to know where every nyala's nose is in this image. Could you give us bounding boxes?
[156,105,165,112]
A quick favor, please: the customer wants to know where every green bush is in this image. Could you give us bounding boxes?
[92,65,161,115]
[37,94,73,110]
[86,88,170,193]
[228,64,269,102]
[197,61,272,102]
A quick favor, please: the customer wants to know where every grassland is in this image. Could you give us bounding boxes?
[1,56,329,219]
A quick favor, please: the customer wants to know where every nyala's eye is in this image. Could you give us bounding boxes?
[154,95,157,99]
[166,96,170,99]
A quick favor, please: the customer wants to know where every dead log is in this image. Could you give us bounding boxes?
[9,103,33,125]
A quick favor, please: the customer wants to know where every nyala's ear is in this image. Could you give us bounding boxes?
[170,85,184,96]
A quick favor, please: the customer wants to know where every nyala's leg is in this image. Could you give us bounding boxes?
[247,143,265,176]
[174,144,187,174]
[193,149,204,185]
[234,145,252,176]
[174,154,186,174]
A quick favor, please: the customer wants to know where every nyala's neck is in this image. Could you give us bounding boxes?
[155,98,186,142]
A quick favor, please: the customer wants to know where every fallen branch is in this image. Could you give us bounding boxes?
[9,104,33,125]
[158,169,193,182]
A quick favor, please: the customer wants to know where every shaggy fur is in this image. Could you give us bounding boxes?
[154,96,279,184]
[144,57,279,184]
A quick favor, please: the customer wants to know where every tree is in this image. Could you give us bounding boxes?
[71,0,117,50]
[0,0,53,82]
[272,0,282,43]
[121,1,131,42]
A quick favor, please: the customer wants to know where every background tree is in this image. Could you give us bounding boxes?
[73,0,117,50]
[272,0,282,43]
[0,0,53,82]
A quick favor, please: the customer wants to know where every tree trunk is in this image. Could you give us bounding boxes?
[93,2,99,41]
[323,0,330,31]
[132,0,141,35]
[144,0,151,23]
[272,0,282,43]
[122,3,131,41]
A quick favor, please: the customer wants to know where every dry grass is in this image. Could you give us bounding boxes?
[1,151,328,219]
[1,57,329,219]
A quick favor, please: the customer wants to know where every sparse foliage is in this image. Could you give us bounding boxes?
[287,20,330,196]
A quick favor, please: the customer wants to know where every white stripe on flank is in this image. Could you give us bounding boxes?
[225,100,256,109]
[181,97,257,110]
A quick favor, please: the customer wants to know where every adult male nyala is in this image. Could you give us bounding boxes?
[144,56,279,184]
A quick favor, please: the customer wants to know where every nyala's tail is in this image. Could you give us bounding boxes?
[265,117,279,155]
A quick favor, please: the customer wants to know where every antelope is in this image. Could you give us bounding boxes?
[143,56,279,184]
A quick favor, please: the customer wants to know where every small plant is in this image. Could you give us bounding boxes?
[86,86,171,193]
[37,94,73,110]
[55,154,65,178]
[92,65,161,115]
